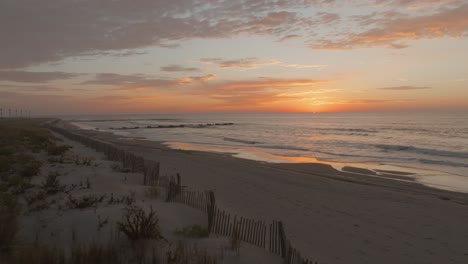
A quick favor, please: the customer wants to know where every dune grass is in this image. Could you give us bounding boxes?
[117,206,164,241]
[0,120,223,263]
[0,119,53,257]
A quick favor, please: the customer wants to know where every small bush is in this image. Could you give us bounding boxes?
[67,195,104,209]
[174,225,209,238]
[42,172,64,194]
[47,144,72,156]
[117,206,163,241]
[108,193,135,206]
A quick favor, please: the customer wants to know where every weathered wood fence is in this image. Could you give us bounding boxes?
[165,176,317,264]
[49,122,318,264]
[48,125,159,186]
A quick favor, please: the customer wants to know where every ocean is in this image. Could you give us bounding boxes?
[67,112,468,192]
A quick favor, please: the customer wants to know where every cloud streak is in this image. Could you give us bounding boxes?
[81,73,216,90]
[200,57,279,69]
[313,3,468,49]
[377,86,431,90]
[160,65,201,72]
[0,84,63,92]
[0,70,79,83]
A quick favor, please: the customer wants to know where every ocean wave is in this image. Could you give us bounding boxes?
[259,145,309,151]
[312,150,382,159]
[315,127,377,133]
[419,159,468,168]
[110,123,234,130]
[375,144,468,159]
[223,137,258,145]
[71,118,181,122]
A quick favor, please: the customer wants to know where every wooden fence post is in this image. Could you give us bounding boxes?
[278,221,287,259]
[207,191,216,234]
[165,176,175,202]
[176,173,182,195]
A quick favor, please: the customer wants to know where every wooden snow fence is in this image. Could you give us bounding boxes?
[48,124,317,264]
[48,125,160,186]
[166,184,317,263]
[211,207,268,249]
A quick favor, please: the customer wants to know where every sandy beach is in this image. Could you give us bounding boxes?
[1,119,283,263]
[55,120,468,264]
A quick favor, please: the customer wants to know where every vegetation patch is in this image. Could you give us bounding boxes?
[47,144,72,156]
[42,172,65,194]
[0,193,19,254]
[67,195,105,209]
[117,206,164,241]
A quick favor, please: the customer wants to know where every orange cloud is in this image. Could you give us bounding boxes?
[377,86,431,90]
[81,73,216,91]
[313,3,468,49]
[218,78,328,91]
[200,57,279,69]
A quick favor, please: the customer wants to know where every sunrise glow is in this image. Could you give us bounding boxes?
[0,1,467,114]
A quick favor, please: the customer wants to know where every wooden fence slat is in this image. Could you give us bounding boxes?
[269,223,272,252]
[248,218,253,243]
[241,217,247,241]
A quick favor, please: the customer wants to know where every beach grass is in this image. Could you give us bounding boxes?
[117,206,164,241]
[0,119,261,263]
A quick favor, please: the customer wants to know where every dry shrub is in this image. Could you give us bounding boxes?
[117,206,163,241]
[67,195,104,209]
[42,172,64,194]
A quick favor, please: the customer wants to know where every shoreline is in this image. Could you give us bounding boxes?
[67,120,468,200]
[60,119,468,264]
[77,120,468,194]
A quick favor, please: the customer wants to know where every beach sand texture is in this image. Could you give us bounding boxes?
[60,120,468,264]
[1,119,282,263]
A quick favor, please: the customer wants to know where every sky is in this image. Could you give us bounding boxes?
[0,0,467,115]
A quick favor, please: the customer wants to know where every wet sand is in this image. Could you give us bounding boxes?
[60,121,468,264]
